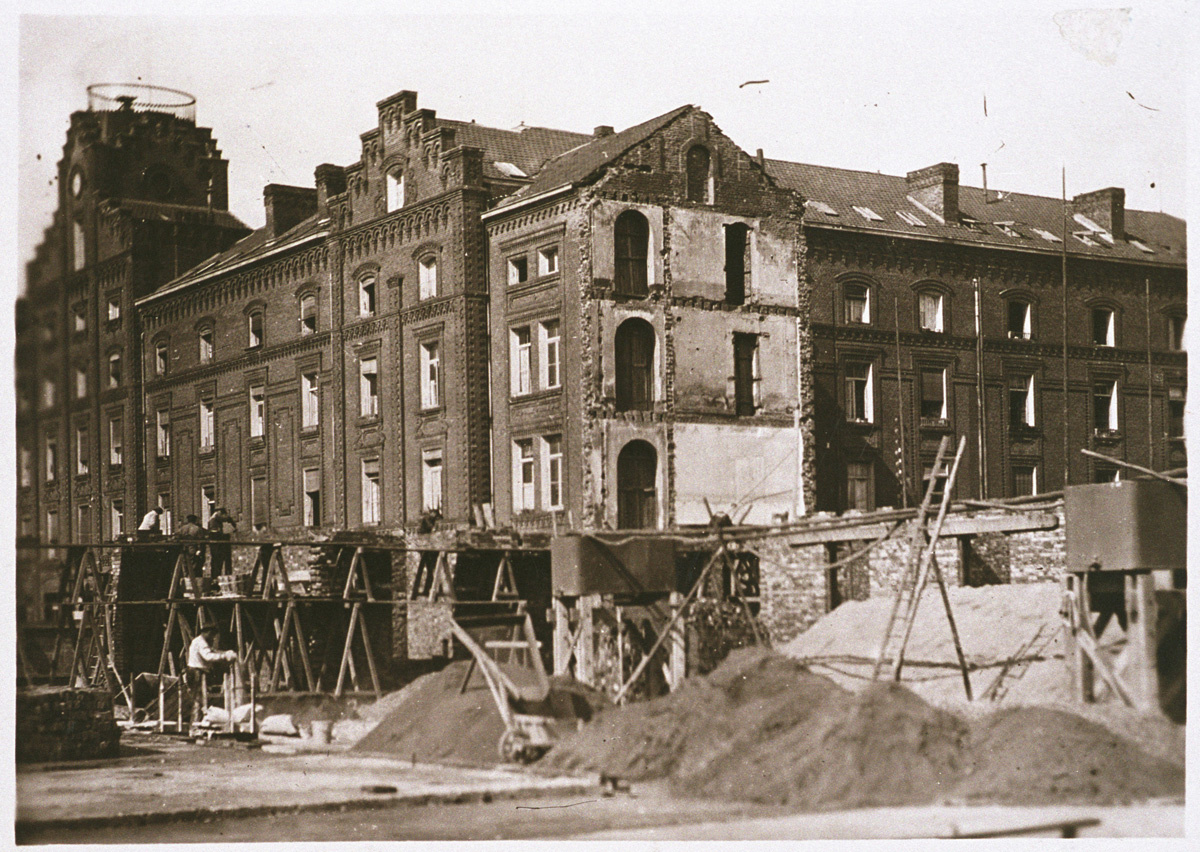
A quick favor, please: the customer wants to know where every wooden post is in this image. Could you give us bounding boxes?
[576,594,597,686]
[552,597,571,676]
[1067,574,1095,703]
[1124,571,1160,713]
[668,591,686,690]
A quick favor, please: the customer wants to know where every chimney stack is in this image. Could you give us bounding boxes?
[593,125,614,138]
[263,184,318,238]
[1072,187,1125,241]
[314,164,347,215]
[906,162,959,223]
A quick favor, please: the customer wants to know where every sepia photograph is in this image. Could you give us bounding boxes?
[11,1,1189,843]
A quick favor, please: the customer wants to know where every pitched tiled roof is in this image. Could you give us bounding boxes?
[143,211,327,300]
[765,159,1185,266]
[437,119,591,182]
[497,105,694,206]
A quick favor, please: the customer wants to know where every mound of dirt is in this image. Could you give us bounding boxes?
[350,661,608,767]
[541,649,1184,809]
[351,661,509,766]
[957,705,1185,804]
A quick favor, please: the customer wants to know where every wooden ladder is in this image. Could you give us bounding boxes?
[872,434,973,699]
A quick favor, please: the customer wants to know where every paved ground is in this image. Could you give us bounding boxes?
[15,731,593,834]
[15,730,1185,843]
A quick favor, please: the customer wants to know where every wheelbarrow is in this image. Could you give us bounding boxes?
[448,616,557,764]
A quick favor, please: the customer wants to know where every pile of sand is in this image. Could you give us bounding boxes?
[540,648,1183,809]
[779,582,1071,705]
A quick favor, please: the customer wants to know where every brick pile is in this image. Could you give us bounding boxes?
[16,687,119,763]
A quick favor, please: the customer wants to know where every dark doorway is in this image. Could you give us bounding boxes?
[617,440,658,529]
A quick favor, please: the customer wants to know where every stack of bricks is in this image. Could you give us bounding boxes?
[16,687,119,763]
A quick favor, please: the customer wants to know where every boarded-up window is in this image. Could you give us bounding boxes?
[614,211,649,296]
[615,319,654,412]
[847,461,873,511]
[251,476,268,528]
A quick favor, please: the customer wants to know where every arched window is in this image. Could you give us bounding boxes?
[386,169,405,212]
[615,318,655,412]
[724,223,750,305]
[685,146,712,204]
[617,440,658,529]
[614,211,649,296]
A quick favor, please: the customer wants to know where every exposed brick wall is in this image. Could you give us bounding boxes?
[17,687,119,763]
[753,506,1067,646]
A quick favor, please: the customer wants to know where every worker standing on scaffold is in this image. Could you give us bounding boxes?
[208,507,237,576]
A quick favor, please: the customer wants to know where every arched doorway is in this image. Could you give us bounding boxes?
[617,440,658,529]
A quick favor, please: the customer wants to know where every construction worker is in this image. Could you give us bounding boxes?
[137,506,164,540]
[186,624,236,729]
[176,514,208,575]
[207,506,237,576]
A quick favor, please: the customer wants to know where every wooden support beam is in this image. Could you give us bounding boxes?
[1124,571,1160,713]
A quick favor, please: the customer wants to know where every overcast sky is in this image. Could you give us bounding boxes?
[15,2,1190,270]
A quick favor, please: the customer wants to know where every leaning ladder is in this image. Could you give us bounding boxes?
[872,434,973,699]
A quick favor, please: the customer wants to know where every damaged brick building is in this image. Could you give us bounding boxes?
[17,84,1186,631]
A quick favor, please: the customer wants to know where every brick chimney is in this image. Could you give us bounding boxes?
[263,184,318,238]
[1072,187,1125,241]
[906,163,959,224]
[593,125,614,138]
[314,164,346,214]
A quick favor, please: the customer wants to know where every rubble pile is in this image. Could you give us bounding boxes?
[540,649,1184,808]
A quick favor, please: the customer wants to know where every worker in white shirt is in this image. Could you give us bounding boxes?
[186,625,236,728]
[137,506,164,540]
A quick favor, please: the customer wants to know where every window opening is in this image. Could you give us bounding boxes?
[845,283,870,324]
[360,357,379,417]
[614,211,650,296]
[359,277,376,317]
[845,363,873,423]
[733,333,758,416]
[685,146,712,203]
[420,341,440,409]
[540,320,560,389]
[724,223,750,306]
[919,291,944,332]
[920,367,947,421]
[1092,308,1115,346]
[511,327,532,396]
[615,319,655,411]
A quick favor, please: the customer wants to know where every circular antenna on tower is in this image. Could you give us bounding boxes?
[87,83,196,122]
